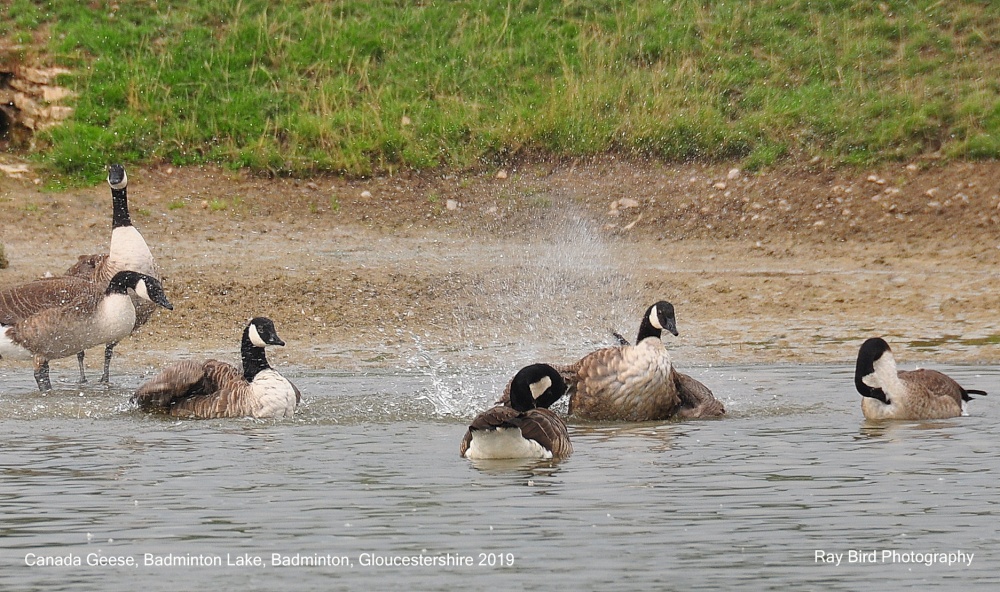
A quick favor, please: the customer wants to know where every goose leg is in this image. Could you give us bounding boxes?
[33,357,52,392]
[76,351,88,383]
[99,342,117,384]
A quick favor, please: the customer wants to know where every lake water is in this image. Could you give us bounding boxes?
[1,361,997,591]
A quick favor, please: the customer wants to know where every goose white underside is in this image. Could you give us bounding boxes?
[464,427,552,460]
[0,327,32,360]
[249,369,298,418]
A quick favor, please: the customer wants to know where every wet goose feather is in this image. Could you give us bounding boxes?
[461,364,572,459]
[855,337,987,420]
[0,271,172,391]
[133,317,300,419]
[66,165,161,384]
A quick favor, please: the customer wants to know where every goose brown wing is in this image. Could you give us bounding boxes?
[898,369,965,406]
[469,406,521,431]
[5,285,104,355]
[64,254,109,281]
[566,344,681,420]
[0,276,95,325]
[165,360,247,417]
[133,360,215,411]
[509,409,573,457]
[673,371,726,418]
[497,378,513,405]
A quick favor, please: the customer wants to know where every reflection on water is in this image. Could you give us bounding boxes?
[1,364,998,591]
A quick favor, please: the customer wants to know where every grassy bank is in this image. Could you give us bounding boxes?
[4,0,999,181]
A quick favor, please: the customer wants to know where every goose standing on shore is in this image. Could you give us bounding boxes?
[854,337,987,420]
[133,317,300,419]
[65,164,160,384]
[461,363,573,460]
[0,271,172,392]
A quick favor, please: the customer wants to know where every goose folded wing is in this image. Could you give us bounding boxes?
[469,406,521,431]
[899,369,965,404]
[0,276,95,324]
[64,254,109,281]
[506,409,572,456]
[571,347,630,393]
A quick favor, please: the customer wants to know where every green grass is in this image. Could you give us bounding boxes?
[4,0,998,181]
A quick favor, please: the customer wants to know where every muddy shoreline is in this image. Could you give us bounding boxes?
[1,157,999,381]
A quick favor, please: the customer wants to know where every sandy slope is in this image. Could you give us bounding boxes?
[1,157,998,381]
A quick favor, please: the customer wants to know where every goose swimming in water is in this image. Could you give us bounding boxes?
[556,301,724,421]
[461,363,573,460]
[854,337,987,420]
[133,317,300,419]
[609,328,725,419]
[65,164,161,384]
[0,271,172,392]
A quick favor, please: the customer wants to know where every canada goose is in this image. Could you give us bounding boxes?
[65,164,160,384]
[133,317,300,419]
[609,329,725,419]
[461,363,572,459]
[0,271,172,392]
[556,301,699,421]
[0,275,93,325]
[854,337,987,420]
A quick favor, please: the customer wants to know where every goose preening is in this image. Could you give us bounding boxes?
[556,301,724,421]
[461,363,573,460]
[133,317,300,419]
[65,164,160,384]
[854,337,987,420]
[0,271,172,392]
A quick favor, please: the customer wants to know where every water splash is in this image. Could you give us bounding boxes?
[453,208,640,358]
[399,209,643,418]
[402,337,500,419]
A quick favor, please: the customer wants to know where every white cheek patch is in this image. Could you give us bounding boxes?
[862,373,878,388]
[248,323,267,347]
[649,308,663,330]
[133,279,150,301]
[529,376,553,400]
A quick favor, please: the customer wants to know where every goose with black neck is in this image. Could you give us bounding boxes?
[133,317,300,419]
